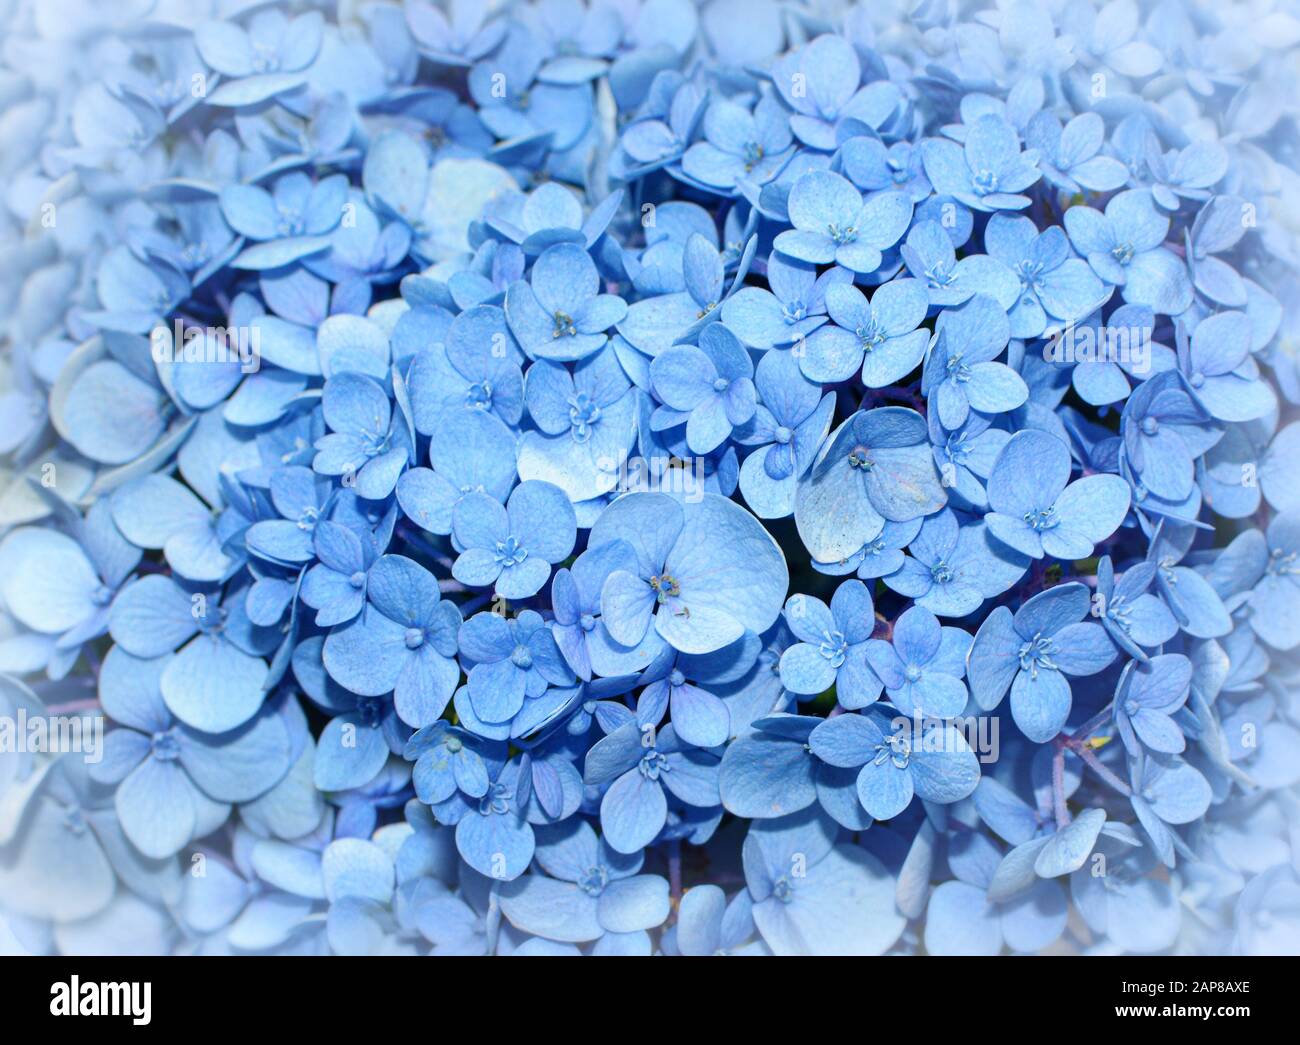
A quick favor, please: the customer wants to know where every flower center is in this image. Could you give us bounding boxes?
[479,782,511,815]
[638,750,669,780]
[356,697,383,728]
[856,319,887,350]
[151,729,181,761]
[552,311,577,338]
[1268,549,1299,577]
[971,169,999,194]
[1017,633,1056,677]
[405,627,425,649]
[568,393,602,442]
[1016,259,1044,288]
[925,261,956,288]
[466,379,493,410]
[827,222,857,244]
[1023,506,1059,531]
[818,629,848,667]
[649,573,681,603]
[873,726,912,769]
[847,446,874,470]
[578,865,609,896]
[1106,594,1131,630]
[495,536,528,568]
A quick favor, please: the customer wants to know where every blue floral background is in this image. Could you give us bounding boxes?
[0,0,1298,956]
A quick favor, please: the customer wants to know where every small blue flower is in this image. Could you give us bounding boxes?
[810,707,980,820]
[451,480,576,599]
[968,582,1117,742]
[864,605,971,719]
[506,243,627,361]
[584,721,721,854]
[649,323,756,455]
[322,555,462,727]
[1064,189,1193,316]
[774,171,912,274]
[922,294,1028,430]
[778,581,882,709]
[922,114,1042,212]
[458,609,576,726]
[1113,653,1192,756]
[984,429,1132,560]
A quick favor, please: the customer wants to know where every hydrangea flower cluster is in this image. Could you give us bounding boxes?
[1,0,1299,958]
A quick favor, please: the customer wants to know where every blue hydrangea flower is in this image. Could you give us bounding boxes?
[774,171,912,274]
[451,480,576,599]
[968,582,1117,742]
[457,608,576,727]
[584,721,721,854]
[800,278,930,387]
[1026,111,1129,195]
[984,429,1132,560]
[590,492,787,655]
[506,243,627,362]
[778,581,881,709]
[517,346,637,502]
[1121,369,1222,502]
[314,372,413,500]
[984,214,1106,339]
[811,518,923,581]
[91,646,291,858]
[922,115,1041,212]
[733,349,835,519]
[649,323,757,455]
[108,576,273,734]
[721,254,847,350]
[809,707,980,820]
[221,172,347,269]
[195,10,324,107]
[1113,653,1192,755]
[498,821,669,948]
[742,808,905,955]
[1064,189,1193,316]
[864,605,971,719]
[1094,555,1178,660]
[900,220,1019,309]
[922,294,1028,431]
[1177,311,1277,423]
[681,95,794,192]
[322,555,462,727]
[795,406,947,564]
